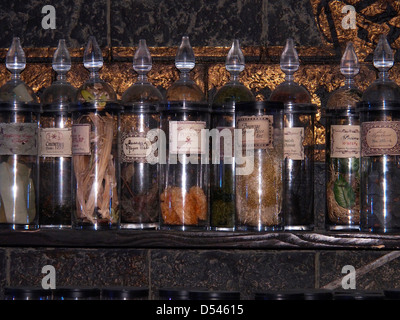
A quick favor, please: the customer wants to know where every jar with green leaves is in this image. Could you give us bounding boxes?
[325,42,362,230]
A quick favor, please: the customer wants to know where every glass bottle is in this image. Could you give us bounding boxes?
[235,101,284,231]
[70,36,121,230]
[325,42,362,231]
[158,36,210,230]
[0,37,40,230]
[357,34,400,233]
[120,39,163,229]
[39,39,76,228]
[269,38,317,231]
[210,40,255,231]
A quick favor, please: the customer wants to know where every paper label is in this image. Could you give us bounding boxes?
[330,125,360,158]
[284,127,304,160]
[0,123,38,155]
[169,121,206,154]
[121,132,152,162]
[236,115,273,149]
[362,121,400,156]
[40,128,72,157]
[71,124,91,155]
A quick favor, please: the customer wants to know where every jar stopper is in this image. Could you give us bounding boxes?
[175,36,195,76]
[280,38,299,82]
[226,39,245,82]
[83,36,103,78]
[133,39,152,82]
[6,37,25,79]
[53,39,71,81]
[340,42,359,85]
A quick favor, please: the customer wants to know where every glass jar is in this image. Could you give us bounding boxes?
[269,38,316,230]
[358,35,400,233]
[325,42,362,231]
[235,101,284,231]
[158,36,210,230]
[101,287,149,300]
[120,39,163,229]
[210,40,255,231]
[4,287,52,300]
[0,37,40,230]
[53,287,100,300]
[39,39,76,228]
[282,103,317,230]
[158,102,210,230]
[71,37,121,230]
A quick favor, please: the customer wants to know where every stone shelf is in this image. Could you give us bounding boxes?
[0,229,399,250]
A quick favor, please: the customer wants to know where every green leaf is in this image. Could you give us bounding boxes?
[333,176,356,209]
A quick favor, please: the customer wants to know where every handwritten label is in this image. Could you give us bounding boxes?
[0,123,38,155]
[284,127,304,160]
[236,115,273,149]
[331,125,360,158]
[169,121,206,154]
[121,133,152,162]
[362,121,400,156]
[40,128,72,157]
[71,124,90,155]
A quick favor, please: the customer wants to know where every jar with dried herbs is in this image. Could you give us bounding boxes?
[0,37,40,230]
[235,101,284,231]
[119,39,163,229]
[71,36,121,230]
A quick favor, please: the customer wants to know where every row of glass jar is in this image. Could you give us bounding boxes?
[1,33,400,233]
[6,286,400,300]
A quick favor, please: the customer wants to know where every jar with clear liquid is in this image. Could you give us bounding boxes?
[358,36,400,233]
[0,37,40,230]
[158,36,210,230]
[39,39,76,228]
[269,38,316,230]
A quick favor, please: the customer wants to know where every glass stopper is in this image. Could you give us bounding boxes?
[175,36,195,74]
[133,39,152,81]
[373,34,394,74]
[226,39,245,80]
[6,37,25,79]
[280,38,299,81]
[340,42,359,78]
[83,36,103,75]
[53,39,71,80]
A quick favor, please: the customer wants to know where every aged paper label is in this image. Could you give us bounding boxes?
[71,124,91,155]
[0,123,38,156]
[330,125,360,158]
[362,121,400,156]
[236,115,273,149]
[40,128,72,157]
[284,127,304,160]
[169,121,206,154]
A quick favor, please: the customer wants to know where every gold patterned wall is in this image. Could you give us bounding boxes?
[0,1,399,162]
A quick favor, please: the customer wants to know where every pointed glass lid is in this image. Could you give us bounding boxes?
[166,36,205,103]
[76,36,117,108]
[212,39,254,107]
[0,37,37,103]
[41,39,77,108]
[121,39,163,105]
[326,42,362,110]
[362,34,400,103]
[269,38,311,104]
